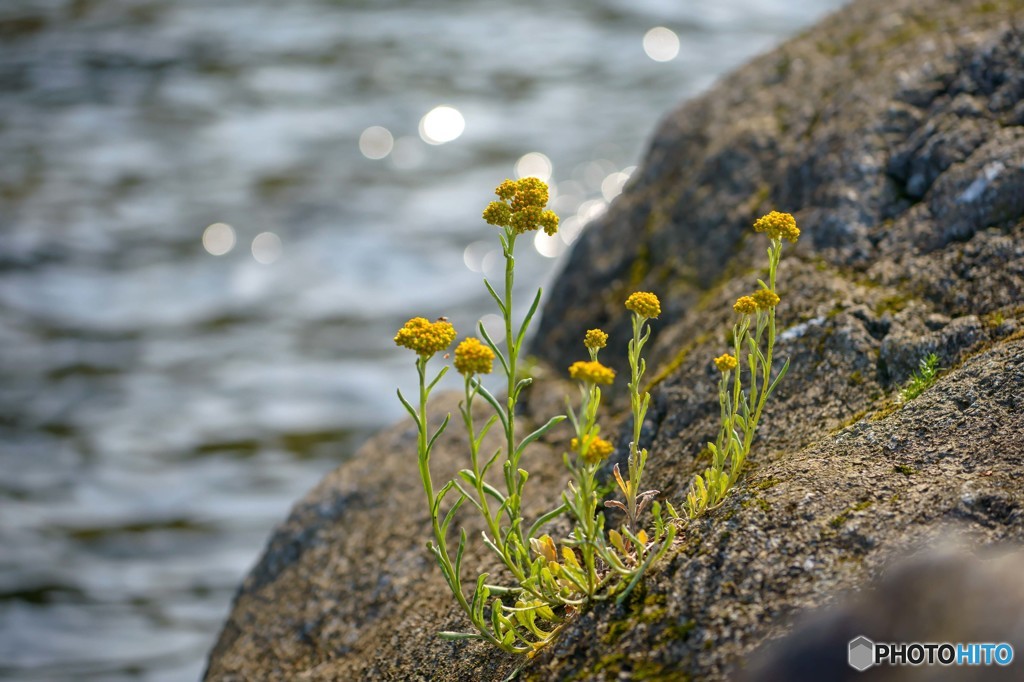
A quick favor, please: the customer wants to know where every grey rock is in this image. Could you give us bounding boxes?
[206,0,1024,680]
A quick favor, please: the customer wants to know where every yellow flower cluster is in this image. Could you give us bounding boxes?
[584,328,608,350]
[568,360,616,385]
[571,436,614,464]
[482,178,559,235]
[733,296,758,315]
[453,337,495,376]
[752,211,800,243]
[625,291,661,319]
[713,353,738,372]
[394,317,457,357]
[752,289,781,309]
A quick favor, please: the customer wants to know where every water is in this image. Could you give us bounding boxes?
[0,0,848,679]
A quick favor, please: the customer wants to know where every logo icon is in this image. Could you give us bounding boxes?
[849,636,875,672]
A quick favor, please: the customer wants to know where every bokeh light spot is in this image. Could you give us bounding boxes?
[643,27,680,62]
[479,313,505,345]
[419,106,465,145]
[251,232,282,264]
[514,152,553,182]
[533,230,565,259]
[358,126,394,160]
[577,199,607,225]
[202,222,236,256]
[601,171,630,202]
[463,240,492,272]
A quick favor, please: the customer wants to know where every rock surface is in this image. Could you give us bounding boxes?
[206,0,1024,679]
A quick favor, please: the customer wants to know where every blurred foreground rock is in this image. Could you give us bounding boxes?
[206,0,1024,679]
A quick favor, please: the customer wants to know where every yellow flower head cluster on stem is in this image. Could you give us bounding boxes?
[752,211,800,243]
[752,289,781,310]
[482,177,559,235]
[625,291,661,319]
[394,317,457,357]
[713,353,738,373]
[453,337,495,376]
[584,328,608,350]
[568,360,616,385]
[733,296,758,315]
[571,436,614,465]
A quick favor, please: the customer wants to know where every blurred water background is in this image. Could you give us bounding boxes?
[0,0,847,679]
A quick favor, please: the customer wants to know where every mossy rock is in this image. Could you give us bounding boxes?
[206,1,1024,680]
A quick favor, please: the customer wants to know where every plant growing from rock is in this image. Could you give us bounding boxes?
[395,178,674,654]
[901,352,939,402]
[685,212,799,517]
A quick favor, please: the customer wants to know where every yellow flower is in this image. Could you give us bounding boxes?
[485,178,558,235]
[510,177,549,212]
[453,337,495,376]
[584,328,608,350]
[568,360,615,385]
[510,205,542,234]
[752,211,800,243]
[752,289,781,309]
[538,210,559,236]
[571,436,614,464]
[625,291,661,319]
[714,354,738,372]
[482,201,512,227]
[733,296,758,315]
[394,317,457,357]
[495,179,518,201]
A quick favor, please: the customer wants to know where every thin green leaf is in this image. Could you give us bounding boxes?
[481,532,505,561]
[482,447,503,479]
[483,278,507,315]
[527,503,568,539]
[515,287,543,349]
[434,479,456,513]
[478,321,510,376]
[454,528,467,578]
[475,381,509,431]
[438,631,485,641]
[767,356,791,396]
[396,388,418,422]
[426,365,450,393]
[491,597,505,641]
[615,543,660,605]
[457,470,506,505]
[474,414,500,449]
[426,412,451,453]
[515,415,566,458]
[512,376,533,400]
[451,480,484,514]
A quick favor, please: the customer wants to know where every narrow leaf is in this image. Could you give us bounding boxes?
[396,388,418,422]
[527,503,568,540]
[478,321,510,376]
[515,287,543,349]
[483,278,507,315]
[515,415,567,457]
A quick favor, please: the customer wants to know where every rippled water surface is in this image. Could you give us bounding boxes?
[0,0,847,679]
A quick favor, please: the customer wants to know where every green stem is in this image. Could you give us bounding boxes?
[464,377,499,542]
[626,313,649,531]
[414,358,513,652]
[500,228,529,563]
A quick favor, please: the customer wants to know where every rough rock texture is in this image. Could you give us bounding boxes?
[206,0,1024,679]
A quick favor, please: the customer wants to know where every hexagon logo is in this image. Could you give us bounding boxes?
[848,636,875,672]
